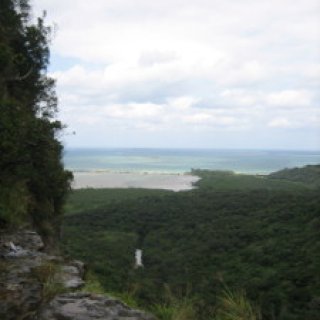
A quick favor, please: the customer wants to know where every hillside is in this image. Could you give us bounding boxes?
[61,165,320,320]
[268,164,320,187]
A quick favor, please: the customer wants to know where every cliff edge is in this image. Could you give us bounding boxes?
[0,230,155,320]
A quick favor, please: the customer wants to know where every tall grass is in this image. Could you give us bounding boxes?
[32,261,66,301]
[152,284,197,320]
[214,288,261,320]
[76,269,262,320]
[82,271,140,309]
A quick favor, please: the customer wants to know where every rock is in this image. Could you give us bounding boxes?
[5,242,30,257]
[57,265,85,289]
[0,263,43,320]
[0,230,46,319]
[71,259,85,277]
[0,230,44,258]
[0,230,156,320]
[37,292,156,320]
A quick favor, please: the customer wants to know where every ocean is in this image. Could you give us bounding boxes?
[64,148,320,175]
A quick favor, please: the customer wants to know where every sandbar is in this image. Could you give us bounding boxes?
[72,172,200,191]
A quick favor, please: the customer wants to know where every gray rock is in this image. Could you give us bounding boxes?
[0,231,46,320]
[0,230,44,258]
[0,262,43,320]
[0,230,156,320]
[71,259,85,277]
[37,292,156,320]
[57,265,85,289]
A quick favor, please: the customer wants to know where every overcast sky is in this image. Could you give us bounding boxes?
[32,0,320,150]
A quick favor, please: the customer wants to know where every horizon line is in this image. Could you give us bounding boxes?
[64,146,320,152]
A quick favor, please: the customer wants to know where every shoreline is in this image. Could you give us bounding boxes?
[71,169,189,175]
[71,171,200,191]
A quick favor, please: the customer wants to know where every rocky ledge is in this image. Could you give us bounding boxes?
[0,230,155,320]
[38,292,154,320]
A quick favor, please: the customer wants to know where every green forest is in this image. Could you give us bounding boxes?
[62,167,320,320]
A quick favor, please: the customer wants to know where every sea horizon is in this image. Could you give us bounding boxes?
[63,147,320,176]
[65,146,320,152]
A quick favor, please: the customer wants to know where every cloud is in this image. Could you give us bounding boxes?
[268,118,299,128]
[138,50,178,67]
[33,0,320,149]
[265,90,312,108]
[182,113,237,126]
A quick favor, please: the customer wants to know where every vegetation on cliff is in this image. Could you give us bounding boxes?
[0,0,72,240]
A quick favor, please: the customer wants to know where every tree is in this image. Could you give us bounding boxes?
[0,0,72,244]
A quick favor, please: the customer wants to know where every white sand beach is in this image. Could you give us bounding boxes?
[72,172,200,191]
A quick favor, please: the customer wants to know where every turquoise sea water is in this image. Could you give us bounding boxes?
[63,148,320,175]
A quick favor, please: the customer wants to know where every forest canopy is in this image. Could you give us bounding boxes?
[63,166,320,320]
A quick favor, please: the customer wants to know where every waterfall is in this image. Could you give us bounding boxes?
[135,249,143,268]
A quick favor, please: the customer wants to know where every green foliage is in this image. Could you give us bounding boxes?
[268,165,320,187]
[81,271,106,294]
[65,188,171,216]
[153,302,196,320]
[152,285,197,320]
[0,0,72,240]
[214,288,261,320]
[81,271,142,310]
[192,169,309,191]
[110,287,141,309]
[152,304,176,320]
[62,166,320,320]
[0,180,29,227]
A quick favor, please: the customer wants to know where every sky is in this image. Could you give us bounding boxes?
[32,0,320,150]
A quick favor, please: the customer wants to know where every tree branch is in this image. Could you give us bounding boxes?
[8,67,33,81]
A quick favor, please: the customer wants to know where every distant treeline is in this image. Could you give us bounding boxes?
[268,165,320,187]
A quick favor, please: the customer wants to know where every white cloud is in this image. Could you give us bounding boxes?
[104,103,163,120]
[183,113,237,126]
[168,96,200,110]
[33,0,320,149]
[265,90,312,108]
[221,89,259,107]
[268,118,299,128]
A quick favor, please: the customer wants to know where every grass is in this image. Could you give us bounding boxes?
[32,261,66,301]
[152,301,196,320]
[82,272,197,318]
[152,284,197,320]
[81,271,106,294]
[214,288,262,320]
[82,271,141,309]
